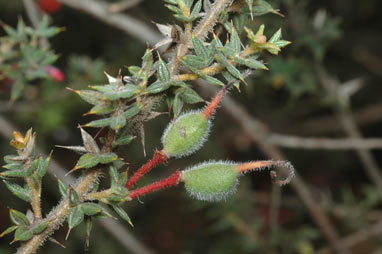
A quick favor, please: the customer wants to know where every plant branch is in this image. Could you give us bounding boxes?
[316,65,382,196]
[57,0,163,47]
[267,134,382,150]
[25,176,43,220]
[16,168,102,254]
[0,115,152,254]
[108,0,143,13]
[22,0,50,48]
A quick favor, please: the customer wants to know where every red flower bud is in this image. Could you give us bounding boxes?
[37,0,61,14]
[44,66,65,82]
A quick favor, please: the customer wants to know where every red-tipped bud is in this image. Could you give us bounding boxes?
[37,0,62,14]
[44,66,65,82]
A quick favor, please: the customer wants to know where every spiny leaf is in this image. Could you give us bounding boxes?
[14,226,33,242]
[98,153,118,164]
[112,205,134,227]
[57,177,68,197]
[32,220,49,234]
[72,153,100,171]
[158,57,170,82]
[146,81,172,94]
[81,203,103,216]
[0,225,18,238]
[66,206,84,239]
[110,115,126,130]
[3,181,31,202]
[69,187,80,207]
[84,118,112,128]
[80,127,100,154]
[10,209,30,226]
[192,35,208,61]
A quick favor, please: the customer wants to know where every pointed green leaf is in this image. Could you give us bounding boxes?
[98,153,118,164]
[232,56,268,70]
[80,127,100,154]
[67,206,84,230]
[173,91,183,119]
[158,57,170,82]
[57,178,68,197]
[3,181,31,202]
[192,35,208,60]
[0,225,18,238]
[81,203,102,216]
[14,226,33,242]
[69,187,80,207]
[112,205,134,227]
[123,103,143,119]
[73,153,100,170]
[74,90,103,106]
[110,115,126,130]
[146,81,172,94]
[215,51,245,82]
[10,209,30,226]
[85,118,112,128]
[32,220,49,234]
[181,87,204,104]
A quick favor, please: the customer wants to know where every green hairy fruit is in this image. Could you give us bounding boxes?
[162,111,210,158]
[181,161,238,201]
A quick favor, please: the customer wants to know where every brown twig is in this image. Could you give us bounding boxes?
[109,0,143,13]
[289,102,382,134]
[318,220,382,254]
[316,65,382,196]
[267,134,382,150]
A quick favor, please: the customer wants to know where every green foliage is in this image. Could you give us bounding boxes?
[0,16,62,101]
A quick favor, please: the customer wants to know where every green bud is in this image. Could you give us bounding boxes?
[161,111,210,158]
[181,161,238,202]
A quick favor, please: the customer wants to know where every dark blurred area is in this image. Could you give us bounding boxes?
[0,0,382,253]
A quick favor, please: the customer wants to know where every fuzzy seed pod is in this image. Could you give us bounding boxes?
[161,111,210,158]
[182,161,238,201]
[181,160,295,202]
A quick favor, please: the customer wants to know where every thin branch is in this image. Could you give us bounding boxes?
[57,0,163,47]
[267,134,382,150]
[109,0,143,13]
[318,220,382,254]
[316,65,382,196]
[0,115,152,254]
[289,102,382,134]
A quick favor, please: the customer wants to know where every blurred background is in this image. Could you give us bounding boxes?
[0,0,381,253]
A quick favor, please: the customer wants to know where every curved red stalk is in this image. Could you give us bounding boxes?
[236,160,295,186]
[125,150,169,189]
[236,160,274,173]
[202,89,225,119]
[129,171,181,199]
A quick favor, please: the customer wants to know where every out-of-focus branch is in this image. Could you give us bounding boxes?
[291,102,382,134]
[109,0,143,13]
[319,220,382,254]
[316,66,382,196]
[57,0,163,47]
[267,134,382,150]
[0,115,152,254]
